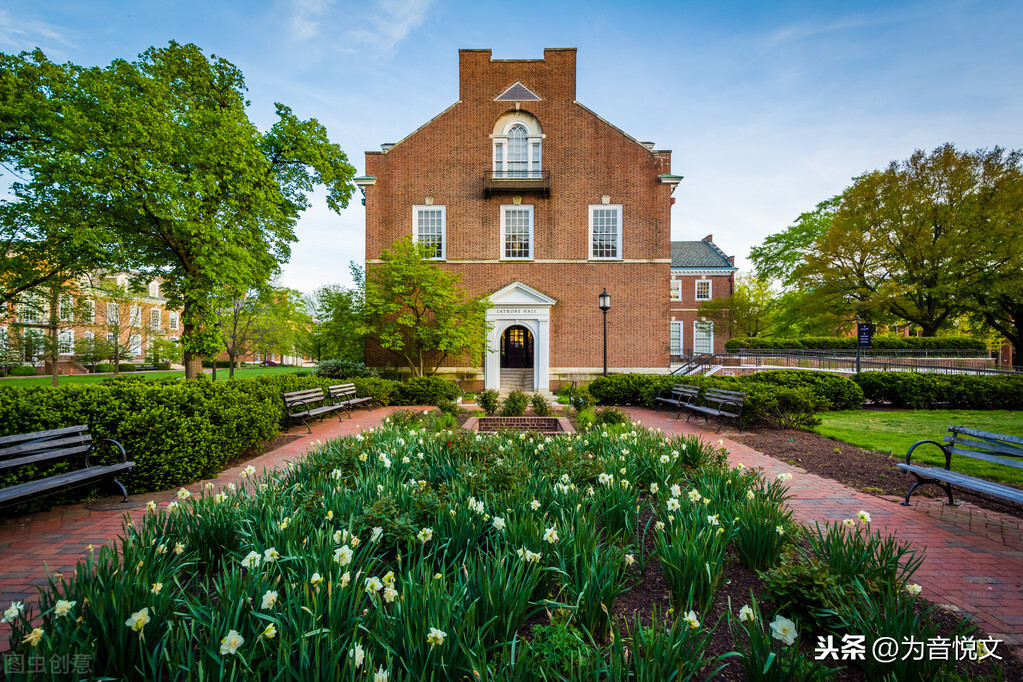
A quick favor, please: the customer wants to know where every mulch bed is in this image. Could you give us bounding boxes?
[730,427,1023,521]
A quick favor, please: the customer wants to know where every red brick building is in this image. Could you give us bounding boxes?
[358,48,732,391]
[669,237,737,361]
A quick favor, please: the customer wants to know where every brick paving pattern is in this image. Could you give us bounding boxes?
[2,405,1022,654]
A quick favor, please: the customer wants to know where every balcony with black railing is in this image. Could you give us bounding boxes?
[484,170,550,197]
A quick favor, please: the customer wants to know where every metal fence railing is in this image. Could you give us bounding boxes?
[723,350,1021,376]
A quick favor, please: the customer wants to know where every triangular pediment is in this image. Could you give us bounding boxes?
[494,82,541,102]
[489,281,556,306]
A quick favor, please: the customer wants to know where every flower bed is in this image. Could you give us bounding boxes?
[0,422,998,679]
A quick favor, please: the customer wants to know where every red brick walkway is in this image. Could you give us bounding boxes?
[626,407,1023,647]
[0,407,413,650]
[3,406,1022,651]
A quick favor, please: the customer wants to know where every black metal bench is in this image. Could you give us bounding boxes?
[899,426,1023,507]
[654,384,701,416]
[282,388,346,433]
[684,387,747,433]
[0,425,134,508]
[327,383,375,416]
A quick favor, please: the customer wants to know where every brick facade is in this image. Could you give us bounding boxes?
[361,49,730,390]
[668,236,737,358]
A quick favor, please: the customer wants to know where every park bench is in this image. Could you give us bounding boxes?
[327,383,376,416]
[138,364,157,371]
[899,426,1023,507]
[0,425,134,508]
[654,384,701,416]
[282,388,346,434]
[684,387,747,433]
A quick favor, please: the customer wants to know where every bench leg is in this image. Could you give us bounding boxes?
[941,482,957,507]
[112,478,129,504]
[300,418,312,435]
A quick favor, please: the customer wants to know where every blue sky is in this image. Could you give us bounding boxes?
[3,0,1021,292]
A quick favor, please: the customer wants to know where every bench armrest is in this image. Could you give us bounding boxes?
[91,438,129,466]
[286,397,319,414]
[906,440,952,469]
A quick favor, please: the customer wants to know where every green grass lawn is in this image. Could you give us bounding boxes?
[0,365,307,387]
[816,409,1023,487]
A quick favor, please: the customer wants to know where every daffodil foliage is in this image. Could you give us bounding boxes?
[4,421,803,680]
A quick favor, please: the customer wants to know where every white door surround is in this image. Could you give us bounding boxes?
[485,282,556,392]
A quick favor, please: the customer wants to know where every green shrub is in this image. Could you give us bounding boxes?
[393,376,460,405]
[152,362,171,371]
[530,393,554,416]
[314,359,376,379]
[200,360,232,368]
[576,407,596,431]
[476,389,500,416]
[745,370,863,410]
[435,396,460,415]
[529,622,599,678]
[500,390,529,416]
[854,371,1023,410]
[726,335,988,352]
[117,363,137,372]
[761,551,843,632]
[8,365,36,376]
[94,363,116,373]
[569,386,594,411]
[595,407,630,426]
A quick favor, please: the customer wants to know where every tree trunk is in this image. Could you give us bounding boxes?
[229,352,236,378]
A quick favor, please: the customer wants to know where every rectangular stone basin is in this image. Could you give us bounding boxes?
[463,416,576,434]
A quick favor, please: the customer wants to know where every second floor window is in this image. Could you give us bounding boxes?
[107,302,119,324]
[19,293,44,324]
[501,205,533,259]
[589,205,622,259]
[670,280,682,301]
[129,305,141,325]
[169,311,179,330]
[696,280,712,300]
[59,296,74,321]
[150,308,161,329]
[493,115,543,178]
[413,206,446,260]
[58,329,74,355]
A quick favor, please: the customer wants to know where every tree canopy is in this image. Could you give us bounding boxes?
[1,42,356,378]
[362,238,491,377]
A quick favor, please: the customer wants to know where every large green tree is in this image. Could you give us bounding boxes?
[1,43,356,378]
[299,264,366,363]
[362,238,491,377]
[696,273,774,338]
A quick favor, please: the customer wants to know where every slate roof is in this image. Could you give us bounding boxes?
[670,241,735,269]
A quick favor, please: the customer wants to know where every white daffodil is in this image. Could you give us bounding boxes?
[670,484,681,497]
[746,489,755,501]
[374,666,389,681]
[417,528,433,544]
[371,527,383,542]
[364,577,384,594]
[598,473,613,487]
[857,510,872,524]
[340,572,351,588]
[905,583,922,596]
[738,604,755,622]
[776,473,793,483]
[220,629,244,655]
[666,497,680,511]
[151,583,163,595]
[146,500,157,511]
[682,610,700,630]
[842,518,856,528]
[384,586,398,603]
[659,455,670,464]
[776,525,785,536]
[334,545,354,566]
[241,551,261,569]
[649,483,659,494]
[530,499,541,510]
[125,607,151,632]
[263,547,280,563]
[655,521,665,532]
[53,600,76,617]
[262,623,277,639]
[687,490,702,503]
[769,615,798,645]
[176,487,191,500]
[174,542,185,555]
[22,627,44,647]
[310,573,323,586]
[350,642,365,669]
[624,554,635,566]
[707,514,720,526]
[261,590,278,610]
[493,516,506,531]
[543,526,559,544]
[426,627,447,646]
[167,501,179,512]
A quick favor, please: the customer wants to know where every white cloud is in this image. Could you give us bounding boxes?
[289,0,334,40]
[0,9,74,51]
[348,0,433,52]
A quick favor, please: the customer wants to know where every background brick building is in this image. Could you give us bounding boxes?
[669,237,737,362]
[359,48,733,391]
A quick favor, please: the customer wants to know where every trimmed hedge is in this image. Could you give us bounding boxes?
[725,336,989,352]
[587,370,864,428]
[0,372,461,502]
[94,363,116,373]
[854,372,1023,410]
[392,376,461,405]
[8,366,36,376]
[314,359,377,379]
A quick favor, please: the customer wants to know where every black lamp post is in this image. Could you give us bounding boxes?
[598,288,611,376]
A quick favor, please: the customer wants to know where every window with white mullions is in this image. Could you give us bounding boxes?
[696,280,712,300]
[589,205,622,259]
[694,321,714,354]
[492,114,543,179]
[413,205,446,260]
[506,125,529,177]
[670,321,683,356]
[58,329,74,355]
[670,280,682,300]
[501,205,533,259]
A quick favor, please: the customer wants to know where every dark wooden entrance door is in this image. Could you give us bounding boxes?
[500,326,534,368]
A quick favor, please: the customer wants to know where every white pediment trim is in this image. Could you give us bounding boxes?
[488,281,557,307]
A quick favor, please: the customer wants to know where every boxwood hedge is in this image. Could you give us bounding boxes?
[853,372,1023,410]
[725,336,989,352]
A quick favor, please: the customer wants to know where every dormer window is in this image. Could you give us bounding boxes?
[493,113,542,179]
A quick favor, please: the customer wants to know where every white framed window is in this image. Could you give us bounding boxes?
[670,321,683,356]
[58,329,74,355]
[107,302,119,324]
[492,116,543,178]
[501,205,534,259]
[84,299,96,323]
[0,326,7,351]
[148,281,159,298]
[19,293,44,324]
[169,311,179,330]
[59,295,74,321]
[106,332,115,344]
[694,321,714,354]
[150,308,161,329]
[23,329,44,362]
[129,334,142,357]
[589,205,622,260]
[129,305,141,325]
[670,280,682,301]
[413,205,446,260]
[83,331,94,344]
[695,280,712,300]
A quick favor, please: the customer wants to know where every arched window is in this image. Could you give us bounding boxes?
[493,114,542,179]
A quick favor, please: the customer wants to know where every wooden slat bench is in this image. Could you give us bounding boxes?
[282,388,346,434]
[0,425,134,508]
[899,426,1023,507]
[654,384,701,416]
[684,387,747,433]
[327,383,375,416]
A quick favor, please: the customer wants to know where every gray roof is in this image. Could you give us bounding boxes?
[670,241,735,269]
[495,82,541,101]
